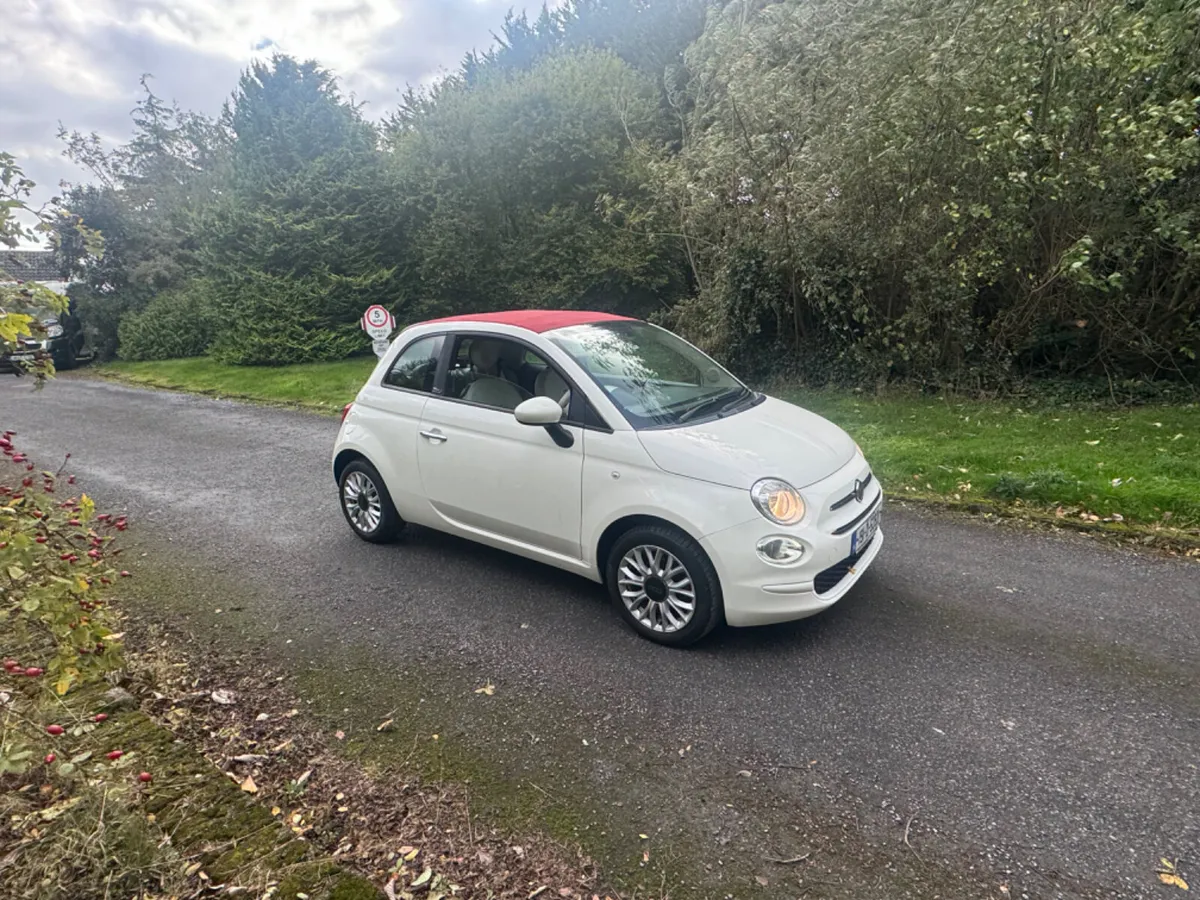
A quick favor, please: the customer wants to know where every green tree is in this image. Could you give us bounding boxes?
[55,79,228,358]
[386,48,687,322]
[199,55,400,365]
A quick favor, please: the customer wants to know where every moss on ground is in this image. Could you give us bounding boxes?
[0,628,380,899]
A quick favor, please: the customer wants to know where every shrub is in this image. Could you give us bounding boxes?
[117,281,219,361]
[0,431,125,703]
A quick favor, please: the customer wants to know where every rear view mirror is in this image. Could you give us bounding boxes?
[514,396,563,426]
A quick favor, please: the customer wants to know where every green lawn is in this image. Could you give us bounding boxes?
[99,357,1199,533]
[782,387,1199,532]
[102,356,377,411]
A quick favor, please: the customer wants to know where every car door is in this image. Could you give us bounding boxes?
[416,334,584,561]
[353,333,446,519]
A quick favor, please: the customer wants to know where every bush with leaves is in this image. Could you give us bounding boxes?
[1,153,101,383]
[116,279,220,361]
[0,434,126,700]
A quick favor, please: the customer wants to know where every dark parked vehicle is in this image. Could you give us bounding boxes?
[0,298,90,373]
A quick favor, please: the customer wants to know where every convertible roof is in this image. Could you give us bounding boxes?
[419,310,635,334]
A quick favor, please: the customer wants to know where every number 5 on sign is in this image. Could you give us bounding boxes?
[361,305,395,358]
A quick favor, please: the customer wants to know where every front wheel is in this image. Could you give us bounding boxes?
[606,524,723,647]
[339,459,404,543]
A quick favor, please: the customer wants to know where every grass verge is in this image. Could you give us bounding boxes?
[96,357,1199,540]
[782,387,1199,536]
[100,356,376,411]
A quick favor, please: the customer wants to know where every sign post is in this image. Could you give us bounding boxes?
[361,305,395,359]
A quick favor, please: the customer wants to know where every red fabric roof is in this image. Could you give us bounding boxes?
[419,310,635,334]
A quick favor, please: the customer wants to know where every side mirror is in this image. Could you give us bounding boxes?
[514,396,573,448]
[514,396,563,426]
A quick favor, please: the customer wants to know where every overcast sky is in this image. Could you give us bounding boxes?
[1,0,557,245]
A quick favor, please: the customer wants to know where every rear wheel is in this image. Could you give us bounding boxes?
[606,524,723,647]
[339,459,403,543]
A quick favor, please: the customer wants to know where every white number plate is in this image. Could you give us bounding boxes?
[851,506,881,556]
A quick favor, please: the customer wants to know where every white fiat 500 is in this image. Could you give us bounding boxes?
[332,310,882,646]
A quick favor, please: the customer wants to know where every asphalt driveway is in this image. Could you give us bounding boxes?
[2,376,1196,898]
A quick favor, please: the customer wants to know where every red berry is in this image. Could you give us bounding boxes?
[22,477,32,487]
[87,549,100,559]
[68,519,81,526]
[44,753,56,764]
[67,476,76,484]
[25,463,34,471]
[96,514,110,522]
[106,750,122,760]
[94,713,108,723]
[120,570,131,578]
[138,772,152,783]
[46,725,64,736]
[60,553,72,560]
[3,658,17,670]
[35,535,47,544]
[25,667,43,677]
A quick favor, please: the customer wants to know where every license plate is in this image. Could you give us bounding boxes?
[851,505,881,555]
[8,353,35,363]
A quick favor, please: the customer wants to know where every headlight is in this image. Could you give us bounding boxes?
[44,324,64,338]
[750,478,806,525]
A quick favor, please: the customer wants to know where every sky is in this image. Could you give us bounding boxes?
[1,0,558,245]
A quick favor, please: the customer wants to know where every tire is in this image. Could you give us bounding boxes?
[605,524,724,647]
[53,343,76,371]
[338,459,404,543]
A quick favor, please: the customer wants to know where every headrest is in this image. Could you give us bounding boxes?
[470,340,501,370]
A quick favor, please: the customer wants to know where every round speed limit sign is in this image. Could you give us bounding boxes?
[361,305,394,340]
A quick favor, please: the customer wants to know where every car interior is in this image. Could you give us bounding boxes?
[446,336,572,412]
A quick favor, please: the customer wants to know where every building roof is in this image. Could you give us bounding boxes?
[420,310,635,334]
[0,250,67,283]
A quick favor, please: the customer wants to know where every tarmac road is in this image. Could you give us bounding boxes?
[3,376,1197,898]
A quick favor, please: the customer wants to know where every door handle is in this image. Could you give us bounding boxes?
[420,429,447,443]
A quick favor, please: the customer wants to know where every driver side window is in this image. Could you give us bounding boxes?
[446,335,572,413]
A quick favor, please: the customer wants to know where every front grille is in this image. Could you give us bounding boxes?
[813,533,877,595]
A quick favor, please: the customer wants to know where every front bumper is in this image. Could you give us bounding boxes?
[700,454,885,627]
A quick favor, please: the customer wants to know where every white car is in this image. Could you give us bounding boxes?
[332,310,883,646]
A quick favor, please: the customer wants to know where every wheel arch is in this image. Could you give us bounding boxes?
[596,514,706,586]
[333,447,370,485]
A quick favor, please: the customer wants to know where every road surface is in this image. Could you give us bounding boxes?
[3,377,1197,898]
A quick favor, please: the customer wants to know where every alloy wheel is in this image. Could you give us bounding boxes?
[342,471,382,534]
[617,544,696,633]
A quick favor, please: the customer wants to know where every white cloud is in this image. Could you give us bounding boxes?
[0,0,561,243]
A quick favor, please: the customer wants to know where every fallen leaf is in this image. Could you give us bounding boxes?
[335,730,345,740]
[736,770,752,777]
[1085,440,1100,446]
[240,775,258,794]
[271,806,281,816]
[255,713,270,722]
[377,718,395,731]
[638,834,649,840]
[756,875,769,887]
[642,851,650,862]
[210,689,236,705]
[528,888,547,899]
[1158,873,1189,890]
[474,684,496,696]
[411,868,432,888]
